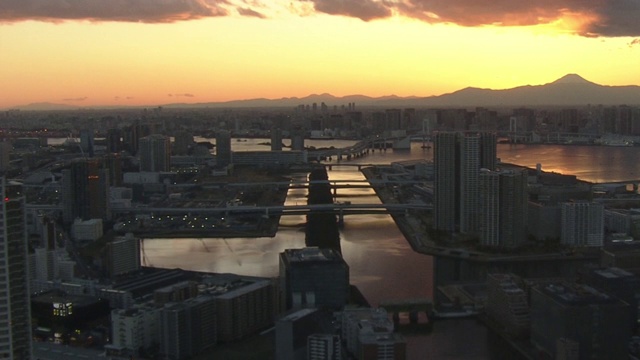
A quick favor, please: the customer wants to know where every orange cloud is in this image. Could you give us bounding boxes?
[2,0,640,37]
[0,0,229,23]
[301,0,640,37]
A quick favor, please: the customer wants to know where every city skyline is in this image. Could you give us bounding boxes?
[2,1,640,109]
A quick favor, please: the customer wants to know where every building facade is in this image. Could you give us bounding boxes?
[434,131,497,234]
[560,202,604,246]
[530,281,631,359]
[62,158,110,223]
[215,130,232,167]
[280,248,349,310]
[0,178,32,359]
[139,134,171,172]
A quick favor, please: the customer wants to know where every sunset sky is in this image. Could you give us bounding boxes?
[2,0,640,108]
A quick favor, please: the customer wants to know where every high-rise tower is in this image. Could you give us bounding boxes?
[62,158,110,223]
[215,130,232,167]
[434,132,497,234]
[139,134,171,172]
[0,178,32,359]
[479,169,528,248]
[271,128,283,151]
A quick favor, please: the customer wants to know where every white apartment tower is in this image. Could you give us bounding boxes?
[0,178,32,359]
[561,202,604,247]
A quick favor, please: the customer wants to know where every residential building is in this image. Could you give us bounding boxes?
[479,169,528,248]
[560,202,604,246]
[434,131,496,234]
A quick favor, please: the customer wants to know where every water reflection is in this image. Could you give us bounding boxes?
[142,168,433,307]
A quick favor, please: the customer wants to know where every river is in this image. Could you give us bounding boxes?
[133,139,640,359]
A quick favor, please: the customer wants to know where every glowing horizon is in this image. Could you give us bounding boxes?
[1,1,640,108]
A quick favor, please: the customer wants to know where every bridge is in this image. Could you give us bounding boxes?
[109,203,432,216]
[309,135,412,161]
[26,202,432,218]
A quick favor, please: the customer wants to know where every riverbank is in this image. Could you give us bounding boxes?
[360,165,601,264]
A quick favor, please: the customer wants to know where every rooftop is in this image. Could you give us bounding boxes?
[538,282,621,306]
[283,247,342,263]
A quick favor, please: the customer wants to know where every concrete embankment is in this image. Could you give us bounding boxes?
[361,166,433,254]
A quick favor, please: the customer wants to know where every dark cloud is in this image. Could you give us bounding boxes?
[300,0,391,21]
[237,7,266,18]
[169,93,195,97]
[0,0,229,23]
[301,0,640,37]
[629,38,640,47]
[584,0,640,37]
[62,97,87,101]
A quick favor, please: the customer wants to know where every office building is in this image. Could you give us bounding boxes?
[109,305,161,358]
[106,233,141,278]
[139,134,171,172]
[308,333,341,360]
[62,158,110,223]
[280,248,349,310]
[479,169,528,248]
[215,279,275,342]
[79,129,95,157]
[71,218,103,244]
[479,132,497,171]
[173,131,193,156]
[103,153,123,187]
[530,281,631,359]
[434,132,496,234]
[342,308,406,360]
[275,308,324,360]
[485,274,529,338]
[291,127,306,151]
[0,141,11,172]
[106,128,122,153]
[0,178,32,359]
[271,127,283,151]
[584,267,640,331]
[560,202,604,247]
[32,216,60,282]
[215,130,232,167]
[433,132,458,232]
[555,338,580,360]
[161,296,217,360]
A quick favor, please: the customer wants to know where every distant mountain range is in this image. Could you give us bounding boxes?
[8,74,640,111]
